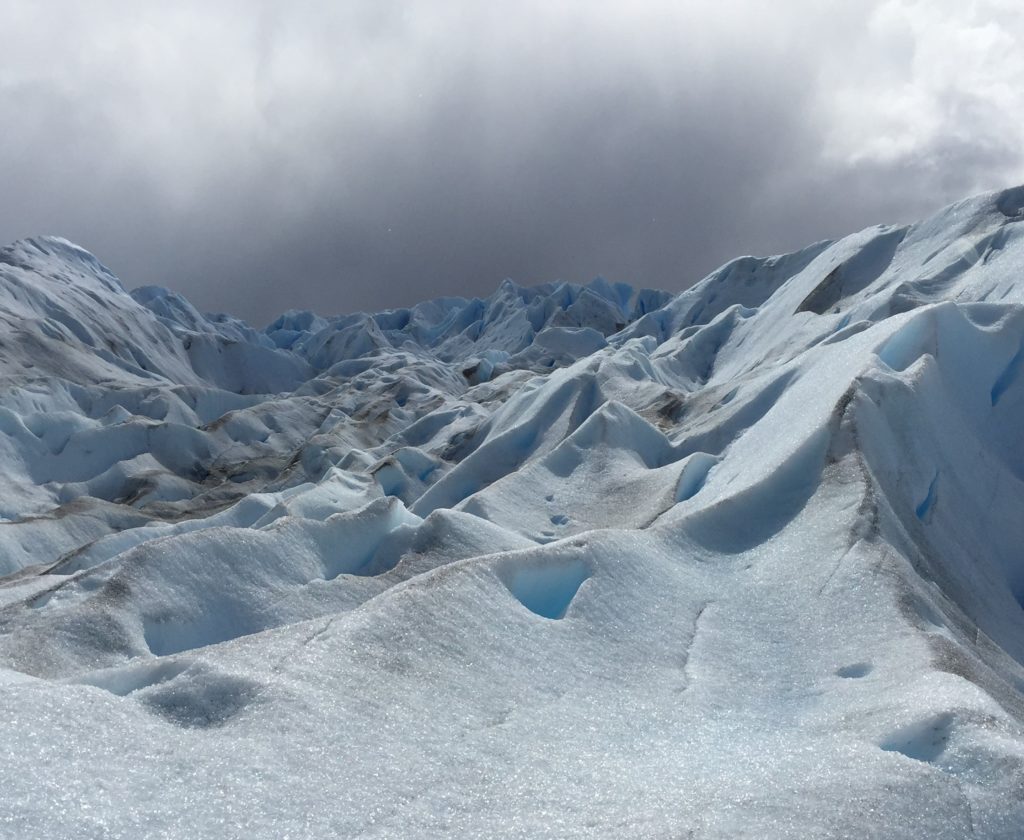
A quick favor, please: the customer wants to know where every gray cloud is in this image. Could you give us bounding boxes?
[2,0,1022,324]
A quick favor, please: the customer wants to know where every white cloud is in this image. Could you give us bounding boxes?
[819,0,1024,188]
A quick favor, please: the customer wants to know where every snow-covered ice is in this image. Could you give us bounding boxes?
[2,189,1024,837]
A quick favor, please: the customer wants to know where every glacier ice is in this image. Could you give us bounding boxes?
[2,190,1024,837]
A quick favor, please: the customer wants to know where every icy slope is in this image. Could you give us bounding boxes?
[1,188,1024,837]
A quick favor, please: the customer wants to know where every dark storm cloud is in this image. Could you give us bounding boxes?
[2,1,1022,324]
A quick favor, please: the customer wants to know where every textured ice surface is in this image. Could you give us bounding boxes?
[3,189,1024,837]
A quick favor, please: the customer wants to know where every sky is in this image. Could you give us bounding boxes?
[2,1,1022,325]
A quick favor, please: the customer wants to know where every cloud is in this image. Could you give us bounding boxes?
[1,1,1021,323]
[822,2,1023,160]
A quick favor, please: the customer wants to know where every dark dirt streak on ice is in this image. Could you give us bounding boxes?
[636,491,686,530]
[817,543,859,598]
[817,378,884,598]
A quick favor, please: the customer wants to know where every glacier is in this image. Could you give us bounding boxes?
[1,187,1024,837]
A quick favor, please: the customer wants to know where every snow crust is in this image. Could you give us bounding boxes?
[3,189,1024,837]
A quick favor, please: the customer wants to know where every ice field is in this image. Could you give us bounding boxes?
[2,187,1024,837]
